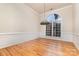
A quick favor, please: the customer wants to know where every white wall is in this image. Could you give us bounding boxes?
[0,4,40,48]
[74,4,79,35]
[0,4,40,32]
[73,4,79,49]
[40,5,74,42]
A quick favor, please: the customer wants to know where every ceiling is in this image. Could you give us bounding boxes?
[26,3,72,14]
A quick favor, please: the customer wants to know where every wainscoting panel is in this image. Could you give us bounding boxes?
[61,32,74,42]
[73,34,79,50]
[0,32,39,48]
[40,32,74,42]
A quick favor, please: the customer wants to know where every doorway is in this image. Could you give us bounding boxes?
[46,13,61,37]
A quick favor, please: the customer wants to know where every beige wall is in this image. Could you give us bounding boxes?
[40,5,73,34]
[0,4,40,48]
[40,5,74,41]
[0,4,40,33]
[74,4,79,35]
[56,5,73,33]
[73,4,79,49]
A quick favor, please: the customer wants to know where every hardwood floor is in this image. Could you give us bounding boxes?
[0,38,79,56]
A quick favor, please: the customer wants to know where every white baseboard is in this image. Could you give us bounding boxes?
[73,34,79,50]
[0,32,39,49]
[40,32,79,50]
[40,32,73,42]
[61,32,73,42]
[0,32,79,50]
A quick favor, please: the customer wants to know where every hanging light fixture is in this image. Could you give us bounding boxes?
[40,3,50,25]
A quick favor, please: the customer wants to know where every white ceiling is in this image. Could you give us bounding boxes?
[26,3,72,14]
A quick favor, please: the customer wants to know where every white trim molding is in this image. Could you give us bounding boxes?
[40,32,79,50]
[61,32,74,42]
[73,34,79,50]
[40,32,74,42]
[0,32,39,49]
[0,32,79,50]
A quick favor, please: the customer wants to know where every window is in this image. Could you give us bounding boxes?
[47,13,61,22]
[46,13,61,37]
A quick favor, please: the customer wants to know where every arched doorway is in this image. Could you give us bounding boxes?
[46,13,62,37]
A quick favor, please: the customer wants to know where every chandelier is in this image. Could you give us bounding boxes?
[40,3,50,25]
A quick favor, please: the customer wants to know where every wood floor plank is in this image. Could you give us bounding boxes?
[0,38,79,56]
